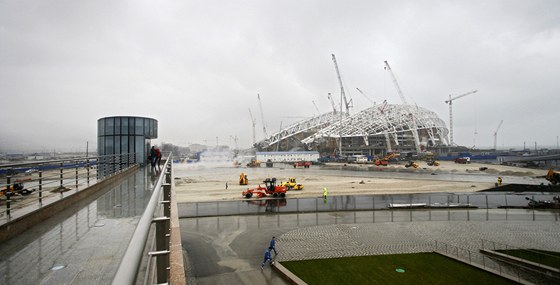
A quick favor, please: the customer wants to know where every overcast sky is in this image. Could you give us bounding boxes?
[1,0,559,153]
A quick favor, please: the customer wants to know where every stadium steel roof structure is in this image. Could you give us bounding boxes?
[256,103,449,153]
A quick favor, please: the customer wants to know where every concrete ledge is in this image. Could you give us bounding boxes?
[0,165,139,243]
[480,249,560,278]
[169,169,187,285]
[273,261,308,285]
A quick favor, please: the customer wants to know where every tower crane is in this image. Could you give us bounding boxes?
[248,108,256,145]
[445,90,477,146]
[493,120,503,151]
[327,93,337,114]
[257,94,268,138]
[384,60,421,153]
[331,54,352,114]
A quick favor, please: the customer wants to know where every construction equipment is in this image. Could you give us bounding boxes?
[405,161,419,168]
[266,159,273,168]
[257,93,268,138]
[384,60,421,153]
[454,157,471,164]
[525,196,560,209]
[293,161,311,168]
[281,178,304,190]
[445,90,478,146]
[248,108,257,145]
[239,173,248,185]
[493,120,504,150]
[331,54,352,114]
[546,169,560,185]
[242,178,287,198]
[327,93,337,114]
[374,159,388,166]
[247,158,261,167]
[424,152,440,166]
[1,182,34,199]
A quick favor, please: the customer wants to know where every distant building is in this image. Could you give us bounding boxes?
[256,151,320,162]
[97,116,158,167]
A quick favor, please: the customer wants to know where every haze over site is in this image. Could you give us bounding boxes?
[1,0,559,153]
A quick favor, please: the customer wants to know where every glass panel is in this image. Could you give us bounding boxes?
[135,118,143,135]
[129,118,135,135]
[114,136,121,154]
[98,119,105,135]
[114,117,121,135]
[121,118,128,135]
[144,118,149,136]
[105,136,114,155]
[106,117,114,135]
[98,136,104,156]
[135,136,145,164]
[121,135,128,154]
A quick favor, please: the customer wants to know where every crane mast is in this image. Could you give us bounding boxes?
[248,108,256,145]
[445,90,477,146]
[332,54,352,114]
[257,94,268,138]
[493,120,503,151]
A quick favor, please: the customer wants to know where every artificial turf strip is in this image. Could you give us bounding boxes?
[496,249,560,269]
[281,252,517,285]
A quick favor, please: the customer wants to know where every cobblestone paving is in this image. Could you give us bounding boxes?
[276,220,560,262]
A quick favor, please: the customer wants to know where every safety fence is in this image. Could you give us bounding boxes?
[0,153,138,221]
[180,193,560,219]
[436,240,558,285]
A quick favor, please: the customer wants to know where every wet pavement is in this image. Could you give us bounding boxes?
[0,168,156,285]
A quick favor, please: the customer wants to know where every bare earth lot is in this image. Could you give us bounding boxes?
[173,161,549,203]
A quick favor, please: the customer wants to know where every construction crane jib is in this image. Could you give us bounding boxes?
[445,90,478,146]
[384,60,408,105]
[331,54,352,114]
[493,120,503,150]
[248,108,257,145]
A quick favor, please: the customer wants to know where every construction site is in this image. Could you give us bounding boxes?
[247,55,497,160]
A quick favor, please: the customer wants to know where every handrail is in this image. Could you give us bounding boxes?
[112,155,171,285]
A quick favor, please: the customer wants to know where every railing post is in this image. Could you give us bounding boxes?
[6,176,11,217]
[39,171,43,205]
[75,165,79,189]
[87,160,90,185]
[60,162,64,188]
[151,217,170,284]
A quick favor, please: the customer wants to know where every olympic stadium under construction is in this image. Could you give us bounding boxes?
[255,102,451,157]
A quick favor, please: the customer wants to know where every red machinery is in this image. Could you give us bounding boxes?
[242,178,287,198]
[293,161,311,168]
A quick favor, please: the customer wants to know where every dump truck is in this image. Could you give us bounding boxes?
[281,177,304,190]
[242,178,287,198]
[293,161,311,168]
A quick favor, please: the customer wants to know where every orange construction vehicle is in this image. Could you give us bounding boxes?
[546,169,560,185]
[242,178,287,198]
[293,161,311,168]
[374,159,388,166]
[239,173,248,185]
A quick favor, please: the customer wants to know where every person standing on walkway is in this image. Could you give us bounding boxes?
[261,247,274,269]
[323,187,328,199]
[269,236,278,256]
[155,147,162,170]
[149,146,157,168]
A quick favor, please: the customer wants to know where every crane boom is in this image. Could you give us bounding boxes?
[384,60,408,105]
[356,88,375,105]
[493,120,503,150]
[327,93,337,114]
[332,54,352,114]
[445,90,478,146]
[257,94,268,138]
[312,100,320,115]
[248,108,256,145]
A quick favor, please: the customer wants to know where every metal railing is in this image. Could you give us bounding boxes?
[112,154,173,285]
[0,153,139,220]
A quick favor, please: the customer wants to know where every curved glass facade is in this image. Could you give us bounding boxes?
[97,116,158,166]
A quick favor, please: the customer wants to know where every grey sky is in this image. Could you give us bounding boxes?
[1,0,559,152]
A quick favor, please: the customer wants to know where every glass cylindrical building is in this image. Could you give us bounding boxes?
[97,116,158,166]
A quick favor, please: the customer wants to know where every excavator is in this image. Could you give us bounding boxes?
[281,178,304,190]
[1,181,34,199]
[405,161,419,168]
[239,173,248,185]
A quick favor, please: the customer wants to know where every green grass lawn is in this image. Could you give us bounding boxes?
[281,252,517,285]
[496,249,560,269]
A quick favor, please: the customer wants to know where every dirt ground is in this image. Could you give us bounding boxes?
[173,161,549,203]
